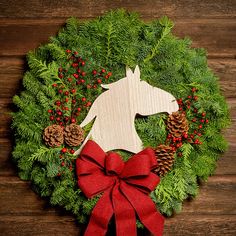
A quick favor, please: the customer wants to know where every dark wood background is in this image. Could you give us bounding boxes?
[0,1,236,235]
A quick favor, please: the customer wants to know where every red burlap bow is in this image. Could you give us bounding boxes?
[76,140,164,236]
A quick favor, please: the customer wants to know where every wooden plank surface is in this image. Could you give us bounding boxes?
[0,1,236,235]
[0,19,236,57]
[0,0,235,19]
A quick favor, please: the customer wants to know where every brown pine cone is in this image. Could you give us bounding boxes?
[153,144,175,177]
[43,124,64,147]
[64,124,84,147]
[167,111,189,137]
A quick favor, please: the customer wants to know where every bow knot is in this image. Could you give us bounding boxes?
[76,140,164,236]
[105,152,124,176]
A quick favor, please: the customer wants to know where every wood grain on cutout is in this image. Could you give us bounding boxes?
[75,65,178,154]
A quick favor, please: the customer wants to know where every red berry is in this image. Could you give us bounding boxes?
[187,95,192,99]
[194,96,198,101]
[82,97,86,102]
[64,116,69,122]
[72,99,76,104]
[56,117,61,121]
[69,165,73,171]
[61,148,67,153]
[87,84,91,89]
[202,112,206,117]
[199,125,203,129]
[74,51,78,55]
[205,119,209,124]
[57,111,62,116]
[183,133,188,139]
[52,83,57,87]
[57,173,61,177]
[71,88,76,94]
[49,115,54,121]
[58,67,63,72]
[58,89,63,94]
[179,107,183,111]
[194,139,199,144]
[61,162,65,166]
[101,69,106,73]
[81,71,86,77]
[70,149,75,154]
[97,79,102,84]
[200,119,205,123]
[105,75,109,79]
[55,100,61,106]
[93,85,97,89]
[48,109,52,113]
[178,152,183,157]
[66,49,71,53]
[81,61,85,66]
[77,69,81,73]
[73,73,79,79]
[80,79,85,83]
[59,121,63,126]
[192,87,197,92]
[58,74,63,79]
[86,102,92,107]
[77,107,81,112]
[72,63,78,68]
[71,118,76,123]
[92,70,97,75]
[198,133,202,136]
[67,77,72,82]
[192,118,197,122]
[64,91,69,96]
[107,72,112,77]
[65,98,69,102]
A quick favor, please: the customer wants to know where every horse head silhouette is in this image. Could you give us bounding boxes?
[74,65,178,155]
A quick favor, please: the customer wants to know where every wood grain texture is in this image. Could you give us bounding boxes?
[0,19,236,57]
[0,0,235,19]
[0,1,236,235]
[76,65,178,154]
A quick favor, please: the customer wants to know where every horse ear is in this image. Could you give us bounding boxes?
[126,66,134,79]
[134,65,140,81]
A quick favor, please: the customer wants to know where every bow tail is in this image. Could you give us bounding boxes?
[84,190,113,236]
[112,184,137,236]
[121,182,164,236]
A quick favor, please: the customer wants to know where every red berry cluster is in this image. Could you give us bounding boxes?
[166,88,209,157]
[48,50,112,127]
[47,49,113,177]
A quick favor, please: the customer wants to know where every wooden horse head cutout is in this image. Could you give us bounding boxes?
[74,65,179,155]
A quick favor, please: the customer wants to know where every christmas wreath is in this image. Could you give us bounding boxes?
[12,10,230,235]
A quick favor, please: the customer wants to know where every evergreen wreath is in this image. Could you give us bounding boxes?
[12,10,230,226]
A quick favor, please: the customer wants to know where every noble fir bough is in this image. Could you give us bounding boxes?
[12,9,230,224]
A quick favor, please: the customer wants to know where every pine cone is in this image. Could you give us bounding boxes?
[167,111,189,137]
[153,145,175,176]
[64,124,84,147]
[43,124,64,147]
